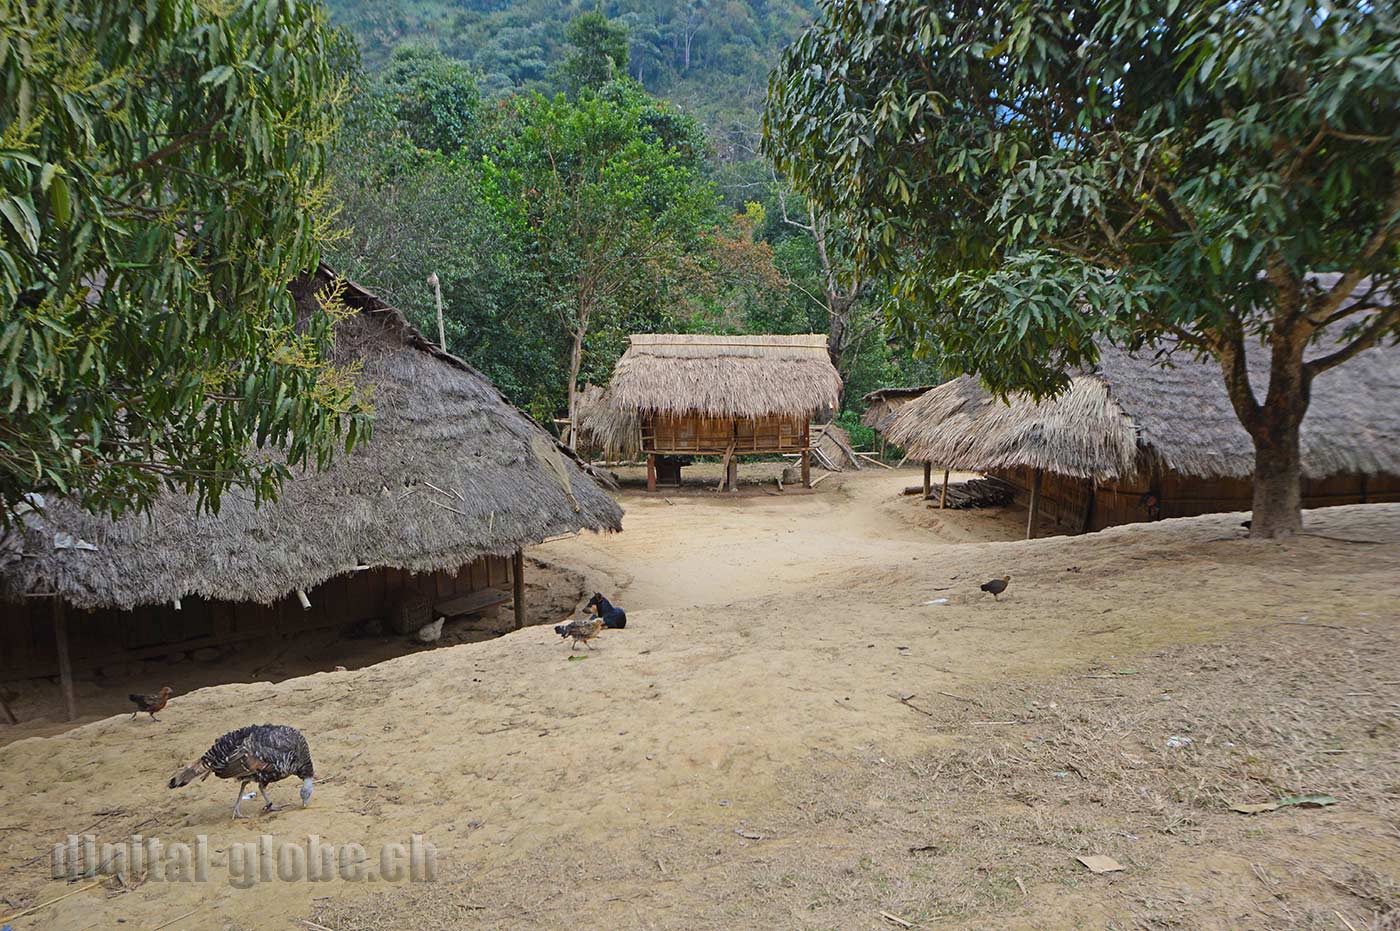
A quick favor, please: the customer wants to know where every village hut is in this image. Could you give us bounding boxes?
[0,266,623,717]
[884,337,1400,538]
[597,334,843,490]
[861,386,933,435]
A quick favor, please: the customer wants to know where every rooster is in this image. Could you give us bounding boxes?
[169,724,315,818]
[129,686,173,721]
[554,616,604,650]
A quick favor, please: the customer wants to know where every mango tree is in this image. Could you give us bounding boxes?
[764,0,1400,537]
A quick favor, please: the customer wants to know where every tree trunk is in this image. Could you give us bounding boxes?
[1248,405,1305,538]
[565,325,585,450]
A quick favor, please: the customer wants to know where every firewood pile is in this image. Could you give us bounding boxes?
[932,476,1016,509]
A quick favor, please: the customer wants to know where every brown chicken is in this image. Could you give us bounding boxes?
[979,575,1011,600]
[554,616,604,651]
[130,686,173,721]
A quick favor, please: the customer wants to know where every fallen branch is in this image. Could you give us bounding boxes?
[0,878,104,924]
[895,694,934,717]
[856,452,895,470]
[152,908,201,930]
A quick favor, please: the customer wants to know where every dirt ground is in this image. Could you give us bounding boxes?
[0,556,590,747]
[0,468,1396,930]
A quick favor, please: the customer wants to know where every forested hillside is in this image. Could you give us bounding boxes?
[324,0,817,148]
[318,0,945,435]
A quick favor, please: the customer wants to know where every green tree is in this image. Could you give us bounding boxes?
[0,0,369,519]
[481,81,717,445]
[377,45,483,155]
[559,10,630,96]
[765,0,1400,537]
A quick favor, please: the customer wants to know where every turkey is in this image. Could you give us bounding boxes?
[169,724,315,818]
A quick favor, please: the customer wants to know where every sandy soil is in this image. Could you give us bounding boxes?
[0,468,1396,930]
[0,556,590,747]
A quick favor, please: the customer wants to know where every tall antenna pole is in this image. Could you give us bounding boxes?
[427,272,446,351]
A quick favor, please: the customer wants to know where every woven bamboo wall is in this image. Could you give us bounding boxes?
[0,554,511,681]
[994,467,1400,534]
[643,413,809,455]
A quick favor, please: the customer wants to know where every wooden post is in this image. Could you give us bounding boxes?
[726,457,738,492]
[53,599,77,721]
[1026,468,1043,540]
[922,462,932,498]
[512,549,525,631]
[428,272,446,351]
[939,469,950,509]
[801,449,811,488]
[646,454,657,492]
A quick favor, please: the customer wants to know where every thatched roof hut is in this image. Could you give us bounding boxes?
[1,266,623,613]
[581,334,844,490]
[885,334,1400,535]
[886,339,1400,482]
[607,334,842,419]
[861,386,933,434]
[575,383,641,462]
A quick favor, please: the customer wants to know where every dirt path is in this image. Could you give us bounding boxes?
[0,470,1395,930]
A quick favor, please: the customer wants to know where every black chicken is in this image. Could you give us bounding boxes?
[585,592,627,629]
[169,724,315,818]
[980,575,1011,600]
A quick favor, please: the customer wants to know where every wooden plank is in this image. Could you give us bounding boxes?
[856,452,894,470]
[512,550,525,631]
[53,600,77,721]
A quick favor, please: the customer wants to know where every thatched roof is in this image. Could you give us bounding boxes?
[861,386,933,432]
[0,265,623,610]
[575,384,641,461]
[606,334,843,419]
[885,334,1400,482]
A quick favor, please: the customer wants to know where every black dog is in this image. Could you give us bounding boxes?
[585,592,627,629]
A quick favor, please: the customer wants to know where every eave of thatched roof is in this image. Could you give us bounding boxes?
[885,328,1400,482]
[575,384,641,461]
[862,386,934,404]
[883,375,1140,480]
[860,386,934,432]
[607,334,843,419]
[0,265,623,610]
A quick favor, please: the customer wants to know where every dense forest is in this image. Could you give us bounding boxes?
[320,0,946,434]
[324,0,817,149]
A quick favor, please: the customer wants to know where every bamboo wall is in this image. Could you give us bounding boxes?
[0,554,512,681]
[643,412,809,455]
[994,466,1400,535]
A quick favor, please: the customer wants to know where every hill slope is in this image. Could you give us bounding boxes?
[325,0,817,142]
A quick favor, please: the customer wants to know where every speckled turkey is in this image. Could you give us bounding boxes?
[169,724,315,818]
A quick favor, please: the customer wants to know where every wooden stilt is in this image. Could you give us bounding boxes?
[922,462,932,498]
[1026,468,1043,540]
[726,457,738,492]
[53,599,77,721]
[646,454,656,492]
[939,469,950,509]
[512,549,526,631]
[801,449,811,488]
